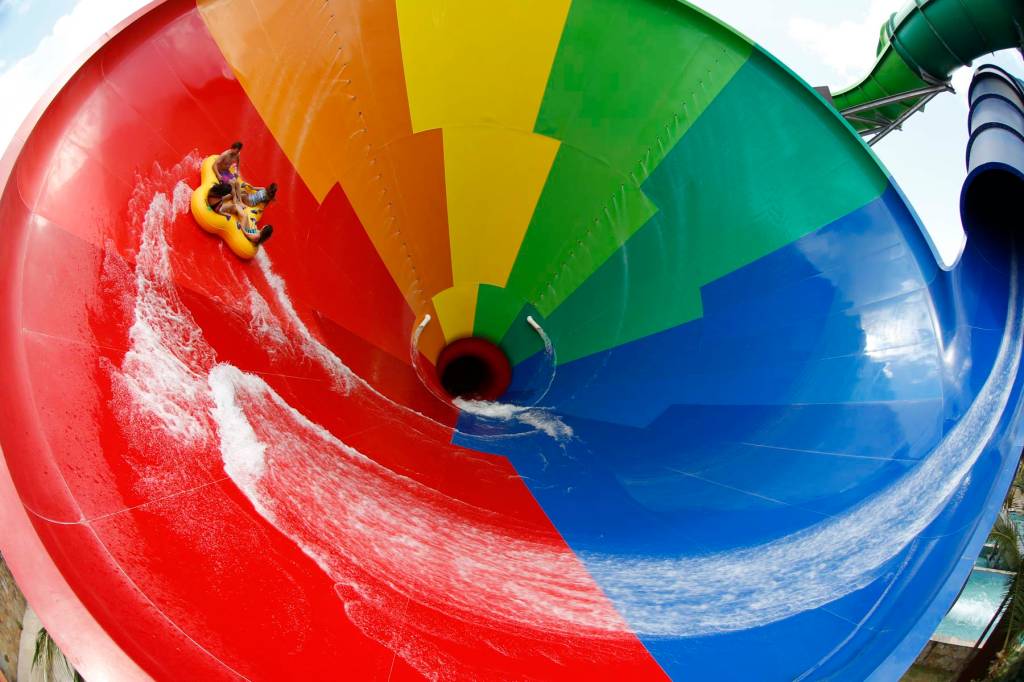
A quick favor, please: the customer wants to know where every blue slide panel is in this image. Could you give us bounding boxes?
[456,169,1024,679]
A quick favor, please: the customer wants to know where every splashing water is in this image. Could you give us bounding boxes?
[246,289,290,355]
[111,173,214,446]
[107,156,1024,673]
[454,398,574,441]
[254,250,354,392]
[586,251,1023,636]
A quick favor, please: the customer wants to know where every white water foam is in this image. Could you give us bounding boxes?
[454,398,574,441]
[946,588,1004,629]
[254,250,354,392]
[245,289,290,356]
[108,156,1024,672]
[234,247,1024,637]
[208,367,268,511]
[585,252,1024,636]
[111,176,214,446]
[524,315,558,407]
[104,163,632,674]
[208,364,629,639]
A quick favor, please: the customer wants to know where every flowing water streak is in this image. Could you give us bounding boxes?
[254,249,354,391]
[246,288,290,355]
[116,165,1024,648]
[525,315,558,406]
[249,241,1023,637]
[454,398,574,441]
[586,249,1024,636]
[110,174,635,675]
[113,178,214,445]
[209,364,628,632]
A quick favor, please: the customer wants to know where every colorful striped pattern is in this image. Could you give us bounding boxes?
[197,0,888,360]
[7,1,1023,680]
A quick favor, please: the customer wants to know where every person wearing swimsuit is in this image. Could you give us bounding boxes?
[213,141,242,183]
[210,142,274,244]
[213,141,277,203]
[207,182,273,245]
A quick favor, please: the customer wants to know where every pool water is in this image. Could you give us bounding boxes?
[975,542,1002,570]
[933,569,1012,645]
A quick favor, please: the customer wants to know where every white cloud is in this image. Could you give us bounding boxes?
[788,0,902,80]
[951,66,974,98]
[0,0,148,157]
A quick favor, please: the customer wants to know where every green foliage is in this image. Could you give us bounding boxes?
[990,511,1024,653]
[984,646,1024,681]
[1013,464,1024,496]
[32,627,84,682]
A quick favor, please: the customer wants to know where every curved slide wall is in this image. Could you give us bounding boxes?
[833,0,1024,131]
[1,1,1023,680]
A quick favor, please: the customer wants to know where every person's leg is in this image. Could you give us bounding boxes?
[230,179,246,209]
[245,188,267,205]
[241,220,261,243]
[257,224,273,245]
[233,204,261,242]
[218,198,248,226]
[213,198,232,219]
[243,183,277,206]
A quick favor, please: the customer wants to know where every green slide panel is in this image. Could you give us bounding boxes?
[473,0,751,345]
[834,0,1024,130]
[529,50,889,365]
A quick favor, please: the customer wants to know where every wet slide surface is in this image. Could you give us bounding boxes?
[1,1,1023,680]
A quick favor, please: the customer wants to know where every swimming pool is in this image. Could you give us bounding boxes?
[933,568,1012,646]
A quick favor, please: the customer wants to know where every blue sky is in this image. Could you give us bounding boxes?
[0,0,150,146]
[1,0,1021,266]
[0,0,76,66]
[0,0,74,64]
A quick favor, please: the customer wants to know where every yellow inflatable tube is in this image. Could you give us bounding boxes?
[190,155,266,259]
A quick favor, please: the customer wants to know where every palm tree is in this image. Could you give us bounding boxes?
[1010,465,1024,508]
[987,511,1024,652]
[984,647,1024,681]
[32,627,83,682]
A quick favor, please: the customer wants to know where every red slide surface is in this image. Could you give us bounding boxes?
[0,1,666,679]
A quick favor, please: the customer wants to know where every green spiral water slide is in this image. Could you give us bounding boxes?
[830,0,1024,143]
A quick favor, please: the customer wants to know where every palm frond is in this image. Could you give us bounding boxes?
[32,627,82,682]
[990,509,1024,652]
[991,511,1022,573]
[987,645,1024,681]
[1004,570,1024,651]
[1013,459,1024,493]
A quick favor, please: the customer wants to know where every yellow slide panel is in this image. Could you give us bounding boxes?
[395,0,572,133]
[432,284,481,344]
[443,128,559,288]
